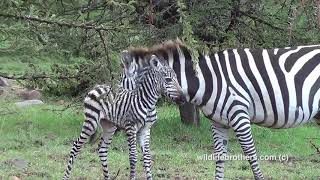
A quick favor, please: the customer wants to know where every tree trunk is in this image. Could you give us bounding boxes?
[179,102,200,127]
[316,0,320,31]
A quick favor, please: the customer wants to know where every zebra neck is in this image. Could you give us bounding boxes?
[134,82,159,109]
[165,46,223,106]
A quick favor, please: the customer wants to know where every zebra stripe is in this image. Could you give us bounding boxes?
[125,40,320,179]
[63,56,185,180]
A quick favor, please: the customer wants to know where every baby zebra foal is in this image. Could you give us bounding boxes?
[63,55,185,180]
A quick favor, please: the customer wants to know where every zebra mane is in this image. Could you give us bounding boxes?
[127,39,198,76]
[127,39,186,59]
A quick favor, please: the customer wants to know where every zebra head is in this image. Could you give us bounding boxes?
[148,55,186,105]
[120,50,185,104]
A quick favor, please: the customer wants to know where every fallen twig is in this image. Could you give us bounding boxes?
[309,141,320,154]
[111,169,120,180]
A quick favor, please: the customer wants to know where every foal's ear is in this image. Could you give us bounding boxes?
[121,50,135,77]
[121,50,132,68]
[150,55,161,69]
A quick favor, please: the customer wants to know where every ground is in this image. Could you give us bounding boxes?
[0,97,320,179]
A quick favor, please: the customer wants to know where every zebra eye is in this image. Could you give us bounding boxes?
[165,77,172,83]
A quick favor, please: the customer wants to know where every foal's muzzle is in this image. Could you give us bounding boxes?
[175,94,186,105]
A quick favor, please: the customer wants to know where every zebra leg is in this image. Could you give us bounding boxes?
[63,118,99,179]
[125,124,138,180]
[211,122,229,180]
[99,119,117,180]
[229,113,264,180]
[314,111,320,125]
[137,123,153,180]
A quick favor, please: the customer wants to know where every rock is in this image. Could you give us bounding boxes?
[57,99,65,105]
[9,176,21,180]
[17,89,41,100]
[0,77,8,87]
[8,158,28,169]
[15,100,44,107]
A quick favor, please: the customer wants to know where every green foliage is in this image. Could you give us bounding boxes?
[1,0,320,96]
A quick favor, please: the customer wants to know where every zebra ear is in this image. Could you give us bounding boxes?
[121,50,132,67]
[121,50,135,77]
[150,55,161,69]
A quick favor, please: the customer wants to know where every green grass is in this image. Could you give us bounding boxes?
[0,101,319,179]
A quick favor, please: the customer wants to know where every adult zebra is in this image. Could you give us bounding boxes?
[123,40,320,179]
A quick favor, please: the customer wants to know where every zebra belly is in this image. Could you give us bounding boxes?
[200,101,230,127]
[248,81,320,128]
[252,105,319,128]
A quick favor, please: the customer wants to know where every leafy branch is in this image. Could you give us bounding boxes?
[0,13,127,32]
[0,73,77,80]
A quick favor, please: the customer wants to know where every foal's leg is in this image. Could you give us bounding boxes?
[98,119,117,180]
[137,122,154,180]
[63,113,99,179]
[125,124,138,180]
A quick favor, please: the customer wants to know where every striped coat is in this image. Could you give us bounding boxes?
[122,40,320,179]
